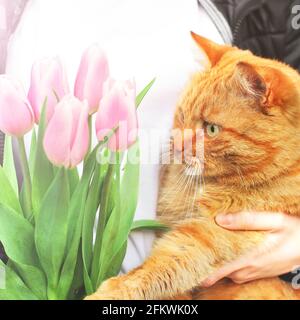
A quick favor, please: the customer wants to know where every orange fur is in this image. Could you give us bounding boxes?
[86,33,300,300]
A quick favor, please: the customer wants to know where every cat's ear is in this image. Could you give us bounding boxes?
[233,61,292,109]
[233,62,267,100]
[191,31,232,68]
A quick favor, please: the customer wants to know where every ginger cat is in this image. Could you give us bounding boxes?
[86,32,300,300]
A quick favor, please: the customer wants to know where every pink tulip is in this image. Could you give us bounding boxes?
[43,95,89,168]
[74,44,109,114]
[28,57,69,123]
[95,79,138,151]
[0,75,34,137]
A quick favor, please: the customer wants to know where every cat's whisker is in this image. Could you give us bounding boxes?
[200,170,205,195]
[160,152,175,165]
[190,165,202,218]
[158,166,189,216]
[182,169,195,216]
[164,163,196,215]
[160,182,188,216]
[182,167,193,194]
[165,165,187,186]
[189,173,199,215]
[186,175,196,218]
[186,163,202,218]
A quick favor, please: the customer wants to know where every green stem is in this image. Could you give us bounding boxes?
[88,115,92,153]
[18,137,32,219]
[84,116,93,166]
[115,151,121,232]
[47,286,58,300]
[116,151,121,200]
[90,162,114,285]
[95,151,122,286]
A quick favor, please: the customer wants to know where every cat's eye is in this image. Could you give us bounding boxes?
[205,123,220,137]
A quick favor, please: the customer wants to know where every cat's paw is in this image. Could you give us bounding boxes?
[84,277,138,300]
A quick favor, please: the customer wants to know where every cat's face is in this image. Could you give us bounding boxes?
[172,33,300,187]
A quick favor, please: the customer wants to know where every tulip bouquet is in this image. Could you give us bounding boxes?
[0,45,162,300]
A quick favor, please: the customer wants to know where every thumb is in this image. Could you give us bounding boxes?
[215,211,286,231]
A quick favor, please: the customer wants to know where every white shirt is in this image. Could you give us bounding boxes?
[6,0,223,272]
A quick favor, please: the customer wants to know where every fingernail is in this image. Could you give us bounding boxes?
[216,214,233,225]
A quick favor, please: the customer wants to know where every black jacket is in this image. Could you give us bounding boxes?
[198,0,300,71]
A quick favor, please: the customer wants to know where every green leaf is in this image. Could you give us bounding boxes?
[58,146,98,299]
[94,152,122,287]
[0,289,37,300]
[29,128,37,175]
[113,142,140,252]
[0,204,46,298]
[83,267,94,296]
[68,167,79,196]
[35,168,70,295]
[18,184,26,219]
[0,261,39,300]
[93,144,139,286]
[0,166,23,215]
[131,219,170,232]
[101,241,127,281]
[3,135,18,195]
[90,161,116,285]
[67,244,84,300]
[65,146,98,251]
[57,208,84,300]
[17,137,33,220]
[32,100,54,215]
[11,261,47,299]
[81,163,104,294]
[136,78,155,108]
[0,204,38,266]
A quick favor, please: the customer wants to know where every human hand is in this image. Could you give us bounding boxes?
[202,212,300,287]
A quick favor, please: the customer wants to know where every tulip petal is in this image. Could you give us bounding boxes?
[95,79,137,151]
[28,57,70,123]
[0,76,34,137]
[43,95,89,168]
[69,101,89,167]
[74,45,109,114]
[43,100,72,167]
